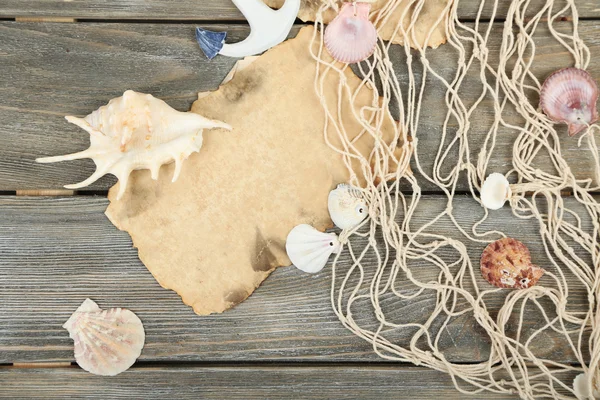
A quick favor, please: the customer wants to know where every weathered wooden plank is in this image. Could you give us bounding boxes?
[0,364,565,399]
[0,0,598,20]
[0,23,251,192]
[0,21,598,192]
[0,195,595,364]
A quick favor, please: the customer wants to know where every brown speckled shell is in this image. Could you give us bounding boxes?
[480,238,545,289]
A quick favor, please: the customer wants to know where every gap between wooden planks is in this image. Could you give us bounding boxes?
[8,16,582,23]
[14,17,75,23]
[15,190,74,196]
[10,362,72,368]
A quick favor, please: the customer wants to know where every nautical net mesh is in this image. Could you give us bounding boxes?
[310,0,600,398]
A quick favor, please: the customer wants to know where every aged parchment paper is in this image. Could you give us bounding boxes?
[106,27,398,315]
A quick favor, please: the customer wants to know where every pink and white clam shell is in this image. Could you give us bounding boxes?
[540,67,599,136]
[63,299,145,376]
[324,2,378,64]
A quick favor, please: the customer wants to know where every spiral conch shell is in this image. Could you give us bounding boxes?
[328,184,368,229]
[37,90,232,199]
[63,299,145,376]
[540,67,599,136]
[480,238,545,289]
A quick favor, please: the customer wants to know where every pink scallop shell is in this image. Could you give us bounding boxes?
[63,299,145,376]
[540,67,599,136]
[324,2,378,64]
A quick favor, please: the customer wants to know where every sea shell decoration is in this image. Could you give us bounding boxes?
[286,224,342,273]
[540,67,599,136]
[480,173,512,210]
[574,373,600,399]
[480,238,545,289]
[63,299,145,376]
[37,90,232,200]
[328,184,368,229]
[324,2,378,64]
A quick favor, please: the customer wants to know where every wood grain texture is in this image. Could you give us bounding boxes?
[0,21,598,192]
[0,195,595,364]
[0,0,598,20]
[1,364,574,399]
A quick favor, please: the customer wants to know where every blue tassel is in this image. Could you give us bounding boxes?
[195,28,227,60]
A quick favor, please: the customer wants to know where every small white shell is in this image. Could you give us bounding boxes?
[63,299,145,376]
[574,373,600,399]
[328,184,368,229]
[286,224,341,274]
[480,173,512,210]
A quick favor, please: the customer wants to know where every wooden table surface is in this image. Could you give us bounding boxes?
[0,1,599,398]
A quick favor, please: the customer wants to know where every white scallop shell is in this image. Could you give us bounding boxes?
[63,299,145,376]
[286,224,341,274]
[574,373,600,399]
[37,90,232,200]
[328,184,368,229]
[480,173,512,210]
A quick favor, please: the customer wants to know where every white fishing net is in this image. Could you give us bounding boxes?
[309,0,600,398]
